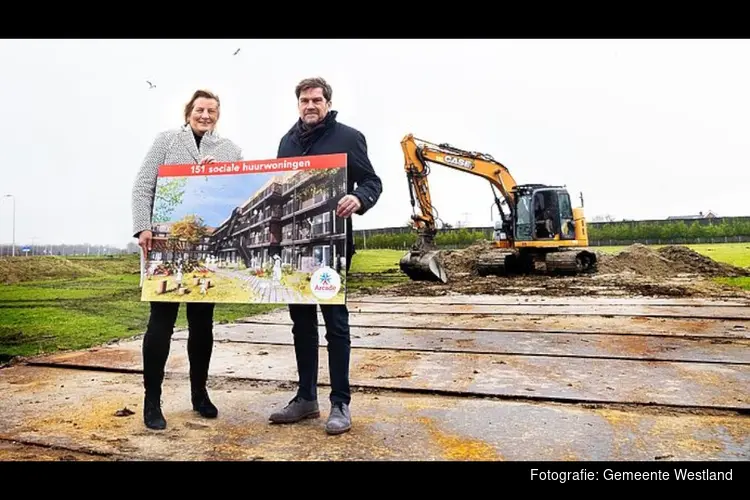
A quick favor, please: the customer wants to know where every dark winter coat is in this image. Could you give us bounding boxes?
[276,110,383,267]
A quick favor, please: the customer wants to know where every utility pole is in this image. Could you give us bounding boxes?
[3,194,14,256]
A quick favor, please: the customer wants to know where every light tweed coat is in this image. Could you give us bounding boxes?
[131,124,243,237]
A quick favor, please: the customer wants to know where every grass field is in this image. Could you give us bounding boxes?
[351,249,406,273]
[0,255,278,362]
[1,242,748,363]
[347,249,409,291]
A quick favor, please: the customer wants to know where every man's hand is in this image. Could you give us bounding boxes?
[336,194,361,218]
[138,230,153,257]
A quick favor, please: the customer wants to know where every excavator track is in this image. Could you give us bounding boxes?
[544,249,597,274]
[475,248,597,277]
[475,250,520,276]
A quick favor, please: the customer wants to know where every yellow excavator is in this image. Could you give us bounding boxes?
[399,134,597,283]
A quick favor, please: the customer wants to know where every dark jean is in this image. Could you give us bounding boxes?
[141,301,215,399]
[289,303,351,404]
[289,252,352,405]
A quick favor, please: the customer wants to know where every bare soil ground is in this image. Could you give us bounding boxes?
[358,242,750,299]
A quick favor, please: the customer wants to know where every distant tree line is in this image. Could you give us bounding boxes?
[353,217,750,250]
[589,218,750,242]
[354,229,488,250]
[0,243,135,257]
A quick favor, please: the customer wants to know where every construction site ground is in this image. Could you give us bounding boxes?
[1,243,749,461]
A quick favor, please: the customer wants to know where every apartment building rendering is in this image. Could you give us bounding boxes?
[149,221,214,262]
[208,166,348,273]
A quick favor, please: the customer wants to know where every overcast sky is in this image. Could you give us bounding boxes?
[1,38,749,247]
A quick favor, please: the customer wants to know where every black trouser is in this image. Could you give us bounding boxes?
[289,303,351,405]
[142,301,215,399]
[289,250,352,405]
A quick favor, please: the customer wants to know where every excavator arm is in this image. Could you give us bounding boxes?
[399,134,518,282]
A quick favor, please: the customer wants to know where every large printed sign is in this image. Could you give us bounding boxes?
[140,153,348,305]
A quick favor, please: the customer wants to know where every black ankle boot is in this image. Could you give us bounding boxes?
[144,395,166,430]
[192,389,218,418]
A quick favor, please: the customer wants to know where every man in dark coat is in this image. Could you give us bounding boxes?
[268,77,382,434]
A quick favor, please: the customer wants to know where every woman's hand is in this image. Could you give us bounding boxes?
[138,230,153,257]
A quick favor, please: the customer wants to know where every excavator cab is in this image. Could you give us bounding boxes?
[512,186,576,242]
[533,191,556,239]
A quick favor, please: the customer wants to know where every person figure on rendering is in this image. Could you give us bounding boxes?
[268,77,382,435]
[272,254,283,283]
[131,89,243,430]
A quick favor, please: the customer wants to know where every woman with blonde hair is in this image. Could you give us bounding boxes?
[131,89,243,430]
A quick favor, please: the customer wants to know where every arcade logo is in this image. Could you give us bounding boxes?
[310,266,341,300]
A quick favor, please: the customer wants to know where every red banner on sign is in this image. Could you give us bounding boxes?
[157,153,347,177]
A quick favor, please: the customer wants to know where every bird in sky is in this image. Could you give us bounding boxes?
[146,80,156,89]
[233,48,241,55]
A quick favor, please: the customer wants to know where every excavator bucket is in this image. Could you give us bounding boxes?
[399,250,448,283]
